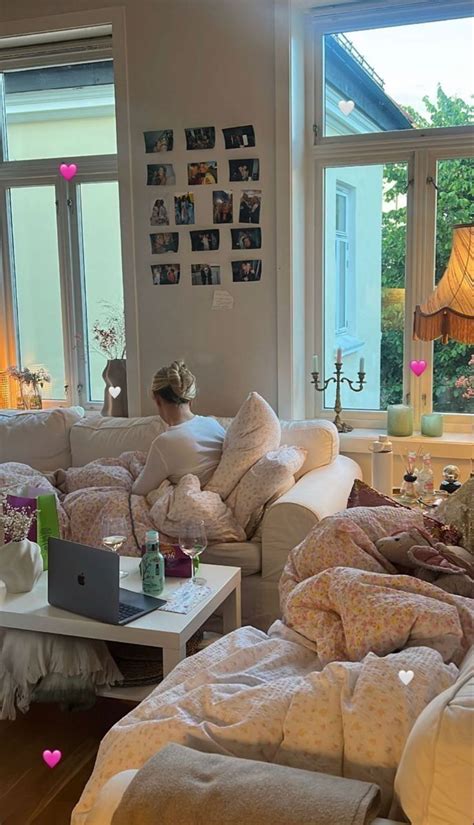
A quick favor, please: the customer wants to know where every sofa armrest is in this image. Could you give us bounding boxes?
[260,454,362,581]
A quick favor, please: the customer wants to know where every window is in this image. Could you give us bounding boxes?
[312,1,473,429]
[0,38,125,408]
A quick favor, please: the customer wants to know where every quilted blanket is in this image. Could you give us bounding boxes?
[280,506,474,665]
[0,454,246,553]
[71,626,457,823]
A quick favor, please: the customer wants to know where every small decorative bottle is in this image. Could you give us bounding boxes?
[417,454,435,500]
[141,530,165,597]
[439,465,462,495]
[400,451,420,503]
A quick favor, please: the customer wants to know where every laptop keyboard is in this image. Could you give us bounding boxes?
[118,602,144,622]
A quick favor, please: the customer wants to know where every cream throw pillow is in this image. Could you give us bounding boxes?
[393,646,474,825]
[227,446,307,538]
[206,392,281,500]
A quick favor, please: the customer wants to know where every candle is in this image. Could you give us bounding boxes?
[359,357,365,373]
[387,404,413,437]
[421,413,443,437]
[312,355,319,373]
[336,348,342,364]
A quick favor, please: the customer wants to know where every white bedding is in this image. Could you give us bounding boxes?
[72,626,457,824]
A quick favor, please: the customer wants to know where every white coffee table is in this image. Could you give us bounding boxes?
[0,558,241,701]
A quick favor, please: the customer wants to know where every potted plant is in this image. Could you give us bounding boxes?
[92,304,128,417]
[0,498,42,593]
[4,366,51,410]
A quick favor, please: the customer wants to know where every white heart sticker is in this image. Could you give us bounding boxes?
[398,670,414,686]
[338,99,355,116]
[108,386,121,399]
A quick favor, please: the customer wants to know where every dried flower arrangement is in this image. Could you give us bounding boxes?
[0,498,36,543]
[3,366,51,410]
[92,304,126,360]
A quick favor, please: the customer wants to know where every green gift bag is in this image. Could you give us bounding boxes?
[6,489,60,571]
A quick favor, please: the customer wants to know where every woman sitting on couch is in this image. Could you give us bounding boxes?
[132,361,225,496]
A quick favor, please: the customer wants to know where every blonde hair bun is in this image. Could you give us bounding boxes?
[151,360,197,403]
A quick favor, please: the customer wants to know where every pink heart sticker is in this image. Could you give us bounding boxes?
[43,749,62,768]
[59,163,77,180]
[410,359,427,377]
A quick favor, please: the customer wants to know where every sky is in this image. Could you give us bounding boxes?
[346,17,474,115]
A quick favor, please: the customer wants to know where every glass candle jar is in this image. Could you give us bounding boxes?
[421,413,443,437]
[387,404,413,437]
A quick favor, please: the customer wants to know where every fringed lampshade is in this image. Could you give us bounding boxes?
[413,222,474,344]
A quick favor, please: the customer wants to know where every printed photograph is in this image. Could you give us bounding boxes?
[231,228,261,250]
[174,193,195,225]
[190,230,220,251]
[212,190,233,224]
[222,125,256,149]
[151,264,180,285]
[191,264,221,286]
[239,190,261,224]
[185,127,216,150]
[229,158,259,181]
[150,196,171,226]
[147,164,176,186]
[232,260,262,282]
[144,129,174,153]
[150,232,179,254]
[187,161,218,185]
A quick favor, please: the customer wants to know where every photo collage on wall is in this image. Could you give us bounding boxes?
[143,125,262,286]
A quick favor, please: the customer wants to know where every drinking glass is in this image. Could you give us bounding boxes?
[101,515,128,578]
[178,519,207,585]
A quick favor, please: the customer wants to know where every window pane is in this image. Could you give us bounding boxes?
[78,181,124,402]
[324,18,474,136]
[323,162,407,411]
[432,157,474,414]
[10,186,65,399]
[4,61,116,160]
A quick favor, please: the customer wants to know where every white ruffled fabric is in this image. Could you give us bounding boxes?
[0,628,123,719]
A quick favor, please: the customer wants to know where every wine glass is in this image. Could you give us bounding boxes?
[178,519,207,586]
[101,515,129,579]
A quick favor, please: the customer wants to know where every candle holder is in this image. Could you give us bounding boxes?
[311,362,366,433]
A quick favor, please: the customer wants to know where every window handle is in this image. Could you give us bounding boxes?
[67,197,74,214]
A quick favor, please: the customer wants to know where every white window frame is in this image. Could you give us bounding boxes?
[0,43,120,410]
[309,0,474,433]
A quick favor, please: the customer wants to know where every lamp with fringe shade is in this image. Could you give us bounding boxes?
[413,222,474,344]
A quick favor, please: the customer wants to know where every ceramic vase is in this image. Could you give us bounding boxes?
[0,539,43,593]
[101,358,128,417]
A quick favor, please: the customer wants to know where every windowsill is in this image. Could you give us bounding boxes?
[339,428,474,461]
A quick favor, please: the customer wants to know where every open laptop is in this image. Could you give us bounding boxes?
[48,538,166,625]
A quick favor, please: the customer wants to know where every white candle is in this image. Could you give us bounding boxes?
[359,357,365,373]
[336,348,342,364]
[312,355,319,373]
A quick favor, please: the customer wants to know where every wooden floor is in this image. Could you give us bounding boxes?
[0,699,131,825]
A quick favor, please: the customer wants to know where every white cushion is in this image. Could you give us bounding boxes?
[0,407,84,471]
[394,645,474,825]
[70,414,167,466]
[227,446,307,538]
[206,393,281,500]
[280,419,338,479]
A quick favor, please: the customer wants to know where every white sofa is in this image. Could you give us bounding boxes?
[0,407,362,628]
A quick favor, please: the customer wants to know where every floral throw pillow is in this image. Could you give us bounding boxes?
[206,392,281,500]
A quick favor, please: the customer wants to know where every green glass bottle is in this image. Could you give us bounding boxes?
[141,530,165,597]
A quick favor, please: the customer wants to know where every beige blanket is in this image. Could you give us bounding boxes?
[111,743,381,825]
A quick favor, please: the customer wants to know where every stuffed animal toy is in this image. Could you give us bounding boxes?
[375,527,474,597]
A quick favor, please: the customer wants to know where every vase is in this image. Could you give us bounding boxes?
[387,404,413,437]
[101,358,128,417]
[0,539,43,593]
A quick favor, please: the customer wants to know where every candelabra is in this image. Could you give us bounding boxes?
[311,362,366,433]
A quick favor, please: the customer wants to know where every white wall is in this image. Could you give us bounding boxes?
[0,0,279,417]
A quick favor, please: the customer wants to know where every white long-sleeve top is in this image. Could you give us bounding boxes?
[132,415,226,496]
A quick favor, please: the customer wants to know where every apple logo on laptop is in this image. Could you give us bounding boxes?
[77,572,85,586]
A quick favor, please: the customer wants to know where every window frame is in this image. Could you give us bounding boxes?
[0,45,121,410]
[309,4,474,432]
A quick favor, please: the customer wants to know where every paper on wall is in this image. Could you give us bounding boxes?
[212,290,234,311]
